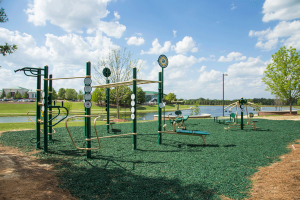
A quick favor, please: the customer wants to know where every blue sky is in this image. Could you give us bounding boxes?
[1,0,300,100]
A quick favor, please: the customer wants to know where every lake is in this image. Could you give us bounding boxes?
[0,105,298,123]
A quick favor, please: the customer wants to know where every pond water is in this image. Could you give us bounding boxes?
[0,106,298,123]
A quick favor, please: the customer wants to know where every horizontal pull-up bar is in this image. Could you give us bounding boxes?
[92,79,161,88]
[44,75,91,81]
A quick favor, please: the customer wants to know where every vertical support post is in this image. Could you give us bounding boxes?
[86,62,91,159]
[43,65,48,152]
[48,74,53,141]
[132,67,137,150]
[223,74,224,117]
[158,72,162,145]
[162,68,164,101]
[106,78,110,134]
[36,68,41,149]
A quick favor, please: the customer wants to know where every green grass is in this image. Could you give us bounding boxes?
[1,118,299,199]
[0,102,191,117]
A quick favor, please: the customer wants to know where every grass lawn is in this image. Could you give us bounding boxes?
[0,118,299,199]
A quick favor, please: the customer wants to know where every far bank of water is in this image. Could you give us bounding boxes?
[0,106,298,123]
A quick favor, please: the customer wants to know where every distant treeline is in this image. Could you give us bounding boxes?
[184,98,298,106]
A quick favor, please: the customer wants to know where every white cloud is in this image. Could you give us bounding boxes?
[218,52,246,62]
[24,0,126,38]
[198,55,216,62]
[262,0,300,22]
[249,20,300,51]
[171,36,198,54]
[125,36,145,46]
[113,11,120,21]
[173,30,177,37]
[141,38,171,55]
[0,28,119,91]
[231,3,237,10]
[197,65,206,73]
[168,55,198,69]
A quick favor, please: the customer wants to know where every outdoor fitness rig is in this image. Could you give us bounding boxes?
[14,62,92,154]
[90,66,161,154]
[224,97,261,130]
[157,55,210,145]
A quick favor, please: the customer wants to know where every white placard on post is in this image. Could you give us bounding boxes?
[131,114,135,119]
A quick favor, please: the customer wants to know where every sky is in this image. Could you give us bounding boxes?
[1,0,300,100]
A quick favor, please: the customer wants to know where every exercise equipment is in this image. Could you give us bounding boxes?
[158,114,209,145]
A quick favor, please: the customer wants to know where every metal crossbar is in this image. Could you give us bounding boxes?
[92,79,161,88]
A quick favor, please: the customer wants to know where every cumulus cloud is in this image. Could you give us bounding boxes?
[171,36,198,54]
[141,38,171,55]
[218,52,246,62]
[0,28,119,91]
[113,11,120,21]
[24,0,126,38]
[198,55,216,62]
[197,65,206,73]
[125,36,145,46]
[249,20,300,51]
[231,3,237,10]
[173,30,177,37]
[168,55,198,69]
[262,0,300,22]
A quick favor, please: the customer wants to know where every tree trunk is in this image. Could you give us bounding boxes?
[290,98,292,114]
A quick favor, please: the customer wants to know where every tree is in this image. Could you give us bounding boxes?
[262,46,300,114]
[0,90,5,98]
[6,92,11,98]
[137,87,145,104]
[77,90,84,101]
[65,88,78,100]
[58,88,66,99]
[91,88,105,105]
[22,92,28,98]
[94,47,142,119]
[165,93,176,103]
[0,1,17,57]
[52,88,58,100]
[15,91,22,99]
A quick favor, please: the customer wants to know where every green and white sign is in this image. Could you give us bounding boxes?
[158,55,168,68]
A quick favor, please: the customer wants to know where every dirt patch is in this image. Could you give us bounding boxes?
[0,145,79,200]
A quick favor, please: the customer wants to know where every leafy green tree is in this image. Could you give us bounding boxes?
[190,103,200,116]
[262,46,300,114]
[15,91,22,99]
[91,88,105,105]
[6,92,11,98]
[0,1,17,57]
[52,88,58,100]
[58,88,66,99]
[137,87,145,104]
[77,90,84,101]
[64,101,72,112]
[65,88,78,100]
[0,90,5,98]
[165,93,176,102]
[22,92,28,98]
[94,46,142,119]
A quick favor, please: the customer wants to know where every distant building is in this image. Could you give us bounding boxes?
[2,87,35,98]
[145,91,159,102]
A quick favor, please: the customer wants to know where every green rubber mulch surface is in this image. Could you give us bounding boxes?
[1,118,300,199]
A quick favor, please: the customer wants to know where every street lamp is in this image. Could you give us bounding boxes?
[223,73,228,117]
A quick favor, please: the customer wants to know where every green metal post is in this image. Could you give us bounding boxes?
[162,68,164,101]
[239,97,247,130]
[86,62,91,158]
[36,68,41,149]
[48,74,53,141]
[133,67,137,150]
[43,66,48,152]
[106,78,110,134]
[158,72,162,145]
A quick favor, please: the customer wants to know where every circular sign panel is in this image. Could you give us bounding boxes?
[131,114,135,119]
[42,92,45,98]
[131,107,135,113]
[84,86,92,93]
[158,55,168,68]
[42,106,45,112]
[84,93,92,100]
[84,77,92,85]
[131,94,135,100]
[42,99,45,105]
[131,101,135,107]
[84,101,92,108]
[159,103,165,108]
[102,68,111,77]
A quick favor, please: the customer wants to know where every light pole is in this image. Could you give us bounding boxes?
[223,73,228,116]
